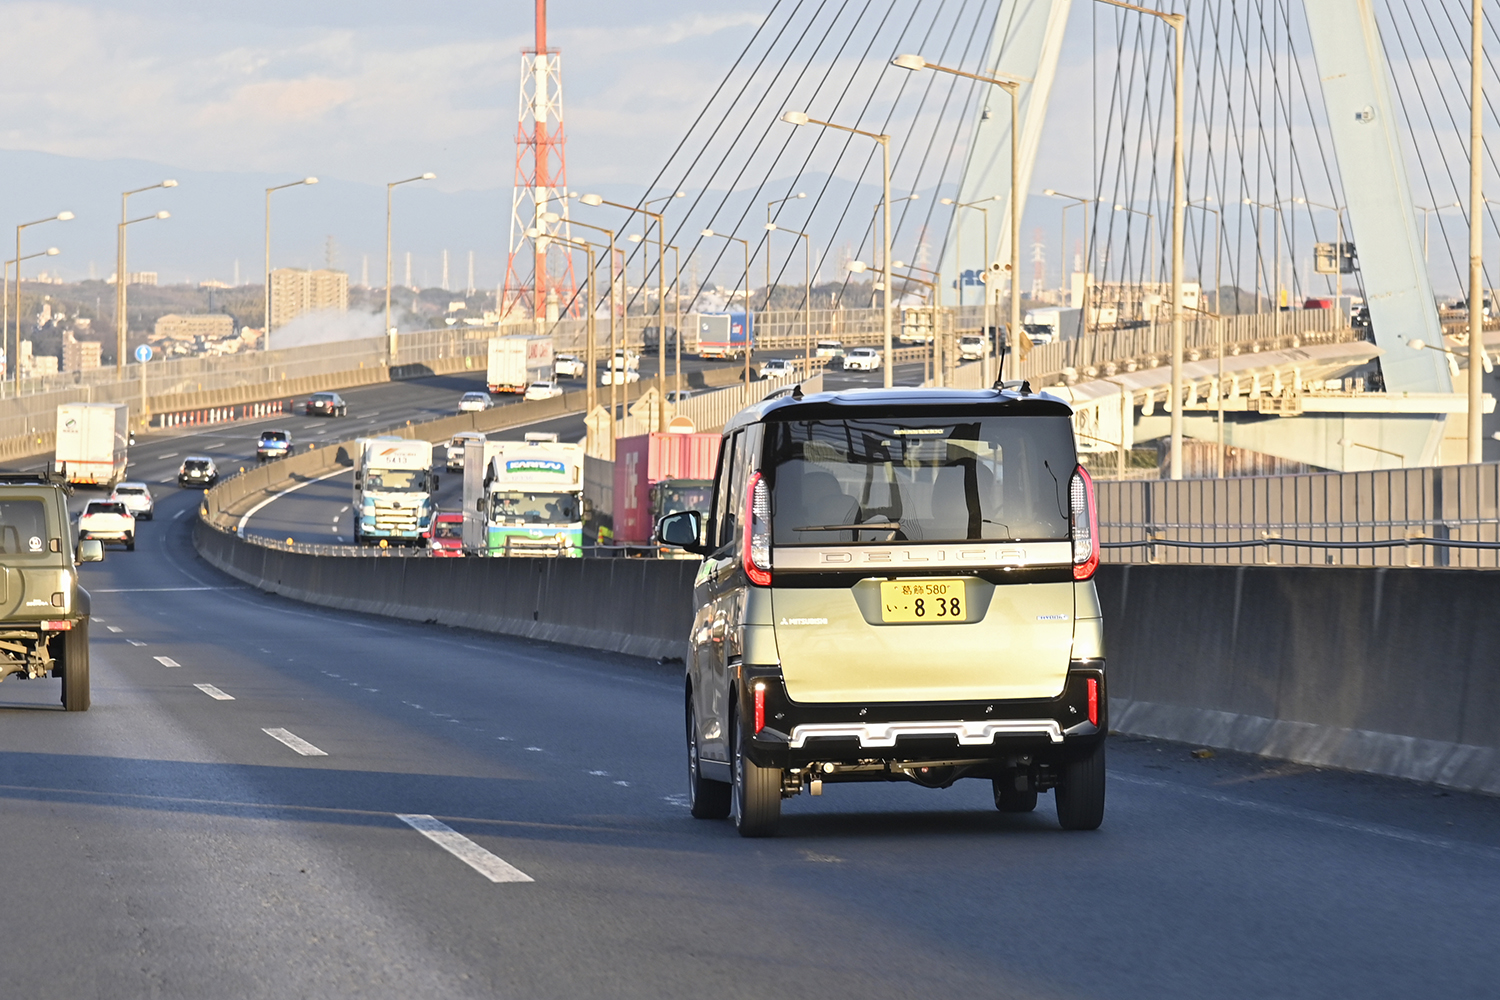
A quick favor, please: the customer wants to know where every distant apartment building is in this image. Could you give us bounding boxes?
[105,271,159,286]
[154,313,235,343]
[270,268,348,329]
[62,331,103,372]
[18,340,59,378]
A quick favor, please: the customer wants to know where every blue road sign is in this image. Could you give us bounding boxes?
[135,344,153,363]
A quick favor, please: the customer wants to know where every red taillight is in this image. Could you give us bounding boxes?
[1087,677,1099,726]
[41,620,73,631]
[743,472,771,586]
[1071,465,1099,580]
[753,682,766,734]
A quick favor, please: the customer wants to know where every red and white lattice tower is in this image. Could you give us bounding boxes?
[501,0,577,321]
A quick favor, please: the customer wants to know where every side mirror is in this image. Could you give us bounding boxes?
[78,539,104,563]
[656,510,706,554]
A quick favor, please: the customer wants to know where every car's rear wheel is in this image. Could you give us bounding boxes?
[731,705,781,837]
[1055,742,1106,830]
[686,699,730,819]
[125,533,135,551]
[993,776,1038,813]
[60,619,90,712]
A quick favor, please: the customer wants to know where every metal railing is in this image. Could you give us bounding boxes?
[1098,463,1500,568]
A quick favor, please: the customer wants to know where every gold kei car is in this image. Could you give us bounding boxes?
[657,384,1106,837]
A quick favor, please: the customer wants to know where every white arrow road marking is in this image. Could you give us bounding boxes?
[153,656,181,667]
[194,683,234,700]
[396,814,533,883]
[262,728,327,756]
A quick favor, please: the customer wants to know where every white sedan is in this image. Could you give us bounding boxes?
[600,368,641,386]
[525,380,564,400]
[554,354,584,378]
[109,482,155,521]
[459,391,493,412]
[843,347,883,371]
[758,358,797,379]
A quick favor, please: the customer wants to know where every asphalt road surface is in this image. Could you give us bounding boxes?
[1,475,1498,998]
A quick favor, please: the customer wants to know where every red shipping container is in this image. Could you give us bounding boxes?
[613,432,722,544]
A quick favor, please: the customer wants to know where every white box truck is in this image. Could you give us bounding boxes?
[352,437,438,546]
[55,403,129,486]
[462,433,583,557]
[487,335,554,394]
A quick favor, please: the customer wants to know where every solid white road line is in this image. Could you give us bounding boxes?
[262,728,327,756]
[236,467,348,537]
[94,586,241,593]
[154,656,181,667]
[194,683,235,700]
[396,814,533,883]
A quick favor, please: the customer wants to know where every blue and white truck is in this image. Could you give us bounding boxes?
[352,437,438,546]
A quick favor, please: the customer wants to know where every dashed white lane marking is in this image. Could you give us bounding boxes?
[262,728,327,756]
[339,505,350,513]
[106,626,122,633]
[173,510,187,519]
[126,639,147,646]
[396,814,533,883]
[156,453,178,460]
[153,656,181,668]
[194,683,234,700]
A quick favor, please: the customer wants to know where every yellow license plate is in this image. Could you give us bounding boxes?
[880,578,968,623]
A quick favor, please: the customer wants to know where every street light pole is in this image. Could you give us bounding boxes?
[529,226,599,436]
[10,211,73,384]
[115,211,169,375]
[1470,0,1485,463]
[891,55,1021,390]
[1045,188,1093,346]
[264,177,317,351]
[3,248,58,385]
[116,182,173,373]
[943,195,1001,380]
[383,173,433,363]
[782,110,895,389]
[579,194,673,429]
[701,229,752,387]
[1090,0,1186,478]
[559,215,618,419]
[765,191,806,293]
[766,223,814,372]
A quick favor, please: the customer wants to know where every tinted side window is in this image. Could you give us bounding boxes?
[711,432,739,551]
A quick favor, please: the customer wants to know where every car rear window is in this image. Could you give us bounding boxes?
[764,415,1076,545]
[184,460,210,471]
[0,500,49,556]
[115,487,145,496]
[86,502,127,516]
[262,432,288,442]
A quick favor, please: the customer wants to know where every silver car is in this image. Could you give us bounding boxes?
[109,482,154,521]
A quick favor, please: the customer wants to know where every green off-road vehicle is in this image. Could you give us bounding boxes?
[0,471,102,711]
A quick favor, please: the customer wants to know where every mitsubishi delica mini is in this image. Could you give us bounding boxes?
[656,384,1106,837]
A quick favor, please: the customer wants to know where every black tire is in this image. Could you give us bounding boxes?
[125,534,135,552]
[1055,742,1107,831]
[993,776,1039,813]
[141,512,153,521]
[731,705,781,837]
[687,699,730,819]
[60,619,90,712]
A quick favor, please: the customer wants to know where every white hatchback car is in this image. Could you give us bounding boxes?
[525,381,564,400]
[554,354,584,378]
[843,347,883,371]
[459,391,493,412]
[758,358,797,379]
[600,368,641,386]
[109,482,155,521]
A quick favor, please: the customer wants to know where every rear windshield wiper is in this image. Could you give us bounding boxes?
[792,520,900,533]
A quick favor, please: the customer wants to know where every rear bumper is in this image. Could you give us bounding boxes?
[735,661,1106,773]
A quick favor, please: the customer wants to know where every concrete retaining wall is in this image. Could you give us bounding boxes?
[1097,564,1500,794]
[194,519,697,660]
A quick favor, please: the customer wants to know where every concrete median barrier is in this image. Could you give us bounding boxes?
[193,518,695,659]
[1098,564,1500,795]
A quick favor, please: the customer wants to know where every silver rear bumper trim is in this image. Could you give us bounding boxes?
[789,719,1064,748]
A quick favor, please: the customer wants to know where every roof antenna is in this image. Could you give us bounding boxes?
[996,379,1032,395]
[791,382,804,400]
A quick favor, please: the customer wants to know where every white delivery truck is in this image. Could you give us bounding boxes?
[462,432,583,557]
[55,403,129,486]
[487,335,554,394]
[1022,307,1084,345]
[352,437,438,546]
